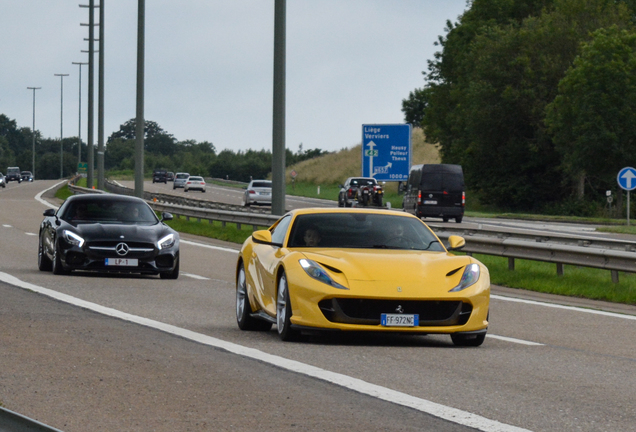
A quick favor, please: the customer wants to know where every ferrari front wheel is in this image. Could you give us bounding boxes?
[236,264,271,331]
[451,332,486,347]
[276,272,299,341]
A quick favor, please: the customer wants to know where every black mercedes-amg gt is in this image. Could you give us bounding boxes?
[38,194,180,278]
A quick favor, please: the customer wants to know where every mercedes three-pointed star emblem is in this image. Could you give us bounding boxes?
[115,242,129,256]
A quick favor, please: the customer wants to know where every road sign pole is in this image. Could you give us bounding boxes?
[628,191,631,227]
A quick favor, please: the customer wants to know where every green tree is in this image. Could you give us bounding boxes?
[401,88,428,128]
[418,0,632,210]
[546,25,636,198]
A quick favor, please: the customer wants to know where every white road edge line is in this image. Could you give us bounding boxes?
[486,335,543,346]
[492,294,636,321]
[2,225,12,228]
[182,272,210,280]
[180,239,239,254]
[0,271,530,432]
[35,180,66,209]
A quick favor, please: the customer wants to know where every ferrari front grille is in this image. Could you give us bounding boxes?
[318,299,472,326]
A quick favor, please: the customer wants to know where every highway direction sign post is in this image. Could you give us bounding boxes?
[617,166,636,226]
[361,124,411,181]
[78,162,88,176]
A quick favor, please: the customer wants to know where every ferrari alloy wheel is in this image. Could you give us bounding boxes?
[236,264,272,331]
[37,234,52,271]
[451,332,486,347]
[276,272,299,341]
[52,239,69,275]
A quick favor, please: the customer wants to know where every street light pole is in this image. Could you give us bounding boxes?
[72,62,88,171]
[26,87,41,178]
[97,0,105,190]
[54,73,70,179]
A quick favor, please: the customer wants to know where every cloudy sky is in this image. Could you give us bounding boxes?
[0,1,468,154]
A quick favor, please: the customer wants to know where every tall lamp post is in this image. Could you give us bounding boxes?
[26,87,41,178]
[54,73,70,179]
[72,62,88,171]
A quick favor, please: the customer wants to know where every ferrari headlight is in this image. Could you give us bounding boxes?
[157,233,175,250]
[299,259,348,290]
[63,230,85,247]
[449,263,480,292]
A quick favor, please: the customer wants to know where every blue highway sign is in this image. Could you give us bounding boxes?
[617,167,636,191]
[361,124,411,181]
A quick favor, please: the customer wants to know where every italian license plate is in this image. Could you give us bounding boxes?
[261,192,271,196]
[381,314,419,327]
[423,200,437,205]
[105,258,138,266]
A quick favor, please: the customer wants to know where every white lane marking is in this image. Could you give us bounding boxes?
[35,180,66,209]
[182,272,210,280]
[492,294,636,321]
[2,225,12,228]
[180,239,239,254]
[0,271,529,432]
[487,335,543,346]
[25,232,37,236]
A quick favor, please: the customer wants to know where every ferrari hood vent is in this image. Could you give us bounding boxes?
[446,266,463,277]
[319,262,343,274]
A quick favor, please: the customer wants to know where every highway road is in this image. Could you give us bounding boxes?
[0,180,635,432]
[124,179,337,211]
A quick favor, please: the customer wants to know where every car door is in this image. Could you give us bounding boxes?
[252,215,292,317]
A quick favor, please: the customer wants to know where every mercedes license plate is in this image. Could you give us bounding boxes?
[381,314,419,327]
[105,258,138,266]
[423,200,437,205]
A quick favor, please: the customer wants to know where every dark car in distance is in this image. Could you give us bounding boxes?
[21,171,33,182]
[6,167,22,183]
[338,177,383,207]
[38,194,180,278]
[402,164,465,223]
[152,169,167,183]
[166,171,175,181]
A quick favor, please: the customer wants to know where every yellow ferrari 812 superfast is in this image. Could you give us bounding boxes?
[236,208,489,346]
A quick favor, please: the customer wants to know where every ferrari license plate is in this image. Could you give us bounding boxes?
[105,258,138,266]
[381,314,419,327]
[423,200,437,205]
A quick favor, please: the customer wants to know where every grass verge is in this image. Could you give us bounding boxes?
[163,215,253,244]
[472,253,636,305]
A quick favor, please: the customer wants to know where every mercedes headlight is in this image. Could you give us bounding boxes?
[157,233,175,250]
[449,263,480,292]
[299,259,348,290]
[63,230,85,247]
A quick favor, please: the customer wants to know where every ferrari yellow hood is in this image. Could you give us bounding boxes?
[301,249,472,284]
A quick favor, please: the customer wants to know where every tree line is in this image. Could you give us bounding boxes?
[402,0,636,215]
[0,115,329,182]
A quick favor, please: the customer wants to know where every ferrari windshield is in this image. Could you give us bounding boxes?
[287,213,445,251]
[61,199,158,225]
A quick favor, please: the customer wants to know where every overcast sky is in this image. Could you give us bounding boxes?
[0,1,468,154]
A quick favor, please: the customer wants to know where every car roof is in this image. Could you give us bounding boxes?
[64,194,148,204]
[283,207,418,219]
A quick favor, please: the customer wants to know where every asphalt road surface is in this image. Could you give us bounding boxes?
[0,180,635,432]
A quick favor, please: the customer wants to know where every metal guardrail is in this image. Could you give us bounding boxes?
[427,223,636,252]
[0,406,64,432]
[66,180,636,282]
